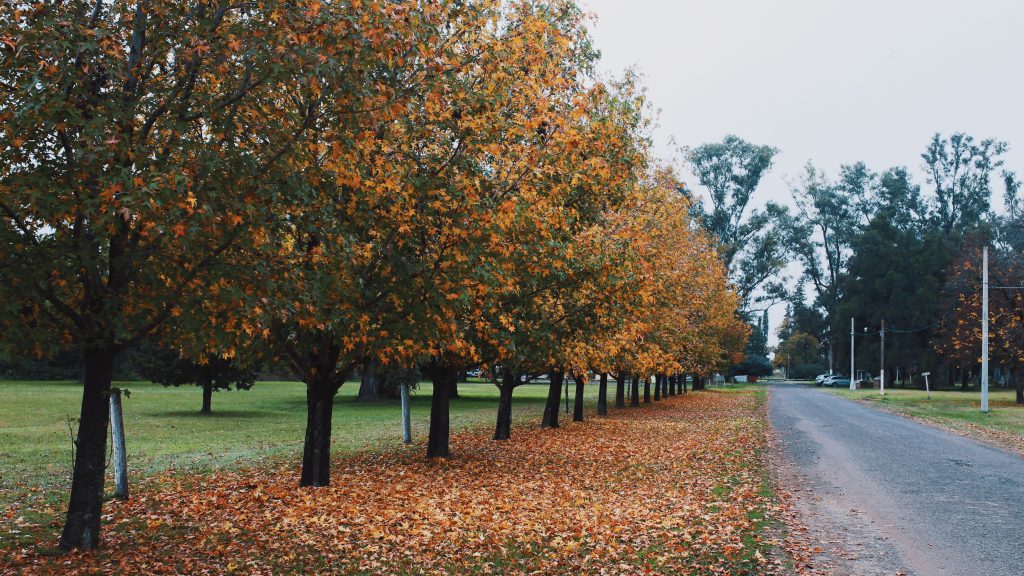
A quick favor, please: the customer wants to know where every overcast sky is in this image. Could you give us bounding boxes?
[581,0,1024,342]
[582,0,1024,202]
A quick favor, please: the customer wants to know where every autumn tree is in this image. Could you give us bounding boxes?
[773,331,823,379]
[0,0,356,549]
[585,168,745,400]
[935,241,1024,400]
[241,1,511,475]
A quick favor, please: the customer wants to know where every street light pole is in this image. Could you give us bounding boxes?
[880,318,885,396]
[850,318,856,391]
[982,246,990,413]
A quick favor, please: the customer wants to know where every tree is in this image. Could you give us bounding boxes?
[922,133,1006,239]
[788,163,870,312]
[245,0,524,473]
[874,167,927,232]
[686,136,790,308]
[733,354,773,378]
[774,332,824,379]
[834,216,949,386]
[135,345,256,414]
[934,241,1024,401]
[0,0,347,549]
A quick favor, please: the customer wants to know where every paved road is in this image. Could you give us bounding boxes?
[770,383,1024,576]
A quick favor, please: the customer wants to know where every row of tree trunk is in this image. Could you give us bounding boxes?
[424,369,710,462]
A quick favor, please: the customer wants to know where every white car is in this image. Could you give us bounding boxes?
[815,374,831,386]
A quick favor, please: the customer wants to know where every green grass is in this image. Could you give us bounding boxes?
[820,385,1024,438]
[0,379,596,508]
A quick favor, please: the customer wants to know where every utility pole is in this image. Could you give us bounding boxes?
[828,334,834,375]
[981,246,990,413]
[850,318,856,391]
[880,318,885,396]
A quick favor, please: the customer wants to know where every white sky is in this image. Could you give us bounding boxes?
[581,0,1024,344]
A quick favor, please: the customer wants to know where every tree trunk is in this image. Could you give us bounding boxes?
[669,375,677,396]
[356,357,381,402]
[682,374,688,394]
[494,371,517,441]
[597,373,609,416]
[59,347,116,550]
[426,362,459,458]
[960,365,969,391]
[201,380,213,414]
[541,370,565,429]
[572,374,585,422]
[300,377,336,487]
[449,380,460,399]
[643,375,651,403]
[653,374,661,401]
[630,375,640,406]
[615,373,626,409]
[693,374,706,391]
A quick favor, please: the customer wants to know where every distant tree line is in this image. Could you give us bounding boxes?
[687,133,1023,396]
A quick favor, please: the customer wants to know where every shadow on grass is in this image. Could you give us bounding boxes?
[147,410,275,419]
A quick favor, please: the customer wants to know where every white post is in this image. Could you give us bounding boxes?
[109,389,129,499]
[850,318,856,390]
[923,372,931,400]
[880,318,886,396]
[400,383,412,444]
[828,340,834,375]
[981,246,990,413]
[564,375,570,413]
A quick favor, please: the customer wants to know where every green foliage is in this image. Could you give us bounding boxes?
[733,354,773,377]
[774,332,823,372]
[0,350,82,381]
[833,215,950,378]
[687,136,791,308]
[922,133,1006,239]
[744,319,768,358]
[786,132,1023,386]
[134,344,256,393]
[378,365,422,400]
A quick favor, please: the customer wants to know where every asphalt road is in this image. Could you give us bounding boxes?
[770,383,1024,576]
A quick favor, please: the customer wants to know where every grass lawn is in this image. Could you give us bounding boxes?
[820,385,1024,451]
[4,386,784,574]
[0,379,590,511]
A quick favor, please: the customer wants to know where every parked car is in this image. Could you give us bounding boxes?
[815,374,830,386]
[818,374,839,386]
[826,378,851,388]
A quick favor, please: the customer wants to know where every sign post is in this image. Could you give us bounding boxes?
[922,372,931,400]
